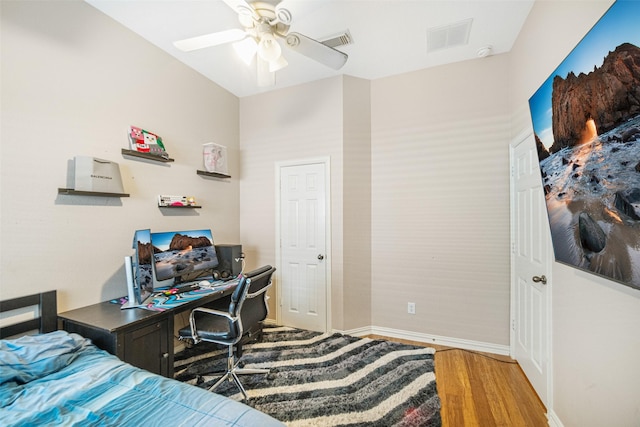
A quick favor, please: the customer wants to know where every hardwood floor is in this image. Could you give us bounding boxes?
[367,335,548,427]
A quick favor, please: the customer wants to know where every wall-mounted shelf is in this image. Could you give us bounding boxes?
[122,149,174,163]
[58,188,130,197]
[197,170,231,179]
[158,205,201,209]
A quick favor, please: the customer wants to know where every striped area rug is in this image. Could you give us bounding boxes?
[174,326,441,426]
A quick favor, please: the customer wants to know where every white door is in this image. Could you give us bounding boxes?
[277,160,329,332]
[510,131,551,407]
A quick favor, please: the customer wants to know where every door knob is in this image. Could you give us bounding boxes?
[532,275,547,285]
[318,254,324,260]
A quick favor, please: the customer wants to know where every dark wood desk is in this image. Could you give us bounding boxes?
[58,287,234,378]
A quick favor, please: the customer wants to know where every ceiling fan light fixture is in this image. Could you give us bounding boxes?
[233,37,257,65]
[257,33,281,62]
[174,0,349,88]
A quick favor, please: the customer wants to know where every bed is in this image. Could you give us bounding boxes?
[0,291,284,427]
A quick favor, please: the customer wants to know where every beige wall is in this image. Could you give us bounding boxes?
[509,1,640,425]
[239,76,345,328]
[240,55,512,344]
[1,0,240,312]
[239,75,371,332]
[342,76,372,330]
[370,54,512,346]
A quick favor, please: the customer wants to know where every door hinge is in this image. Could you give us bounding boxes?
[511,319,516,330]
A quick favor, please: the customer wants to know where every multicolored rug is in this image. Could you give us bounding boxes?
[174,326,441,426]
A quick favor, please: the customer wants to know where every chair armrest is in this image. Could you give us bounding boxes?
[191,306,234,321]
[246,281,272,299]
[188,306,239,342]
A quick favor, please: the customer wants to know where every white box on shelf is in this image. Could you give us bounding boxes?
[158,195,191,206]
[203,143,228,174]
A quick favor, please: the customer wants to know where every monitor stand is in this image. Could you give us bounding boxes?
[121,256,139,310]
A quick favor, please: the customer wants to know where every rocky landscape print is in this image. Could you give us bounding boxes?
[134,229,154,304]
[150,230,219,282]
[529,1,640,290]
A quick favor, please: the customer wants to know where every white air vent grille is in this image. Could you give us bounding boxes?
[321,30,353,48]
[427,18,472,53]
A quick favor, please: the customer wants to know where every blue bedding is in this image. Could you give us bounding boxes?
[0,331,283,426]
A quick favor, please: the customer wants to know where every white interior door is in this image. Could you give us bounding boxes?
[277,160,329,332]
[511,131,552,408]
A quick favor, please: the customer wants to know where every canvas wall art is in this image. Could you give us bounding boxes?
[528,0,640,290]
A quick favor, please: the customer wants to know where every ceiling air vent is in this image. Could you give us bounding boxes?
[321,30,353,48]
[427,18,472,53]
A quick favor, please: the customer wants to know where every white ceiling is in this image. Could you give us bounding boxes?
[85,0,534,98]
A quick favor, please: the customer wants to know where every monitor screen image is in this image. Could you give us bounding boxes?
[133,229,154,304]
[150,229,219,283]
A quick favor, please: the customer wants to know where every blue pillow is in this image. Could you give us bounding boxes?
[0,331,90,385]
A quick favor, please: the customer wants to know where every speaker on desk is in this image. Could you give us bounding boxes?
[214,244,243,280]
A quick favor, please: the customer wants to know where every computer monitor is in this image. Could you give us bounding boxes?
[134,229,154,302]
[149,229,219,285]
[122,229,154,309]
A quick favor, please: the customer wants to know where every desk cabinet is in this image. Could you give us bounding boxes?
[58,302,173,377]
[123,319,170,376]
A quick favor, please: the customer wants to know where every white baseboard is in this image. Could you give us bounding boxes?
[263,320,510,356]
[547,410,564,427]
[339,325,511,356]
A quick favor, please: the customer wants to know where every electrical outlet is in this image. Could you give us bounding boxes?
[407,302,416,314]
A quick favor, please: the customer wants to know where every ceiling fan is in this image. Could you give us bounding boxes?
[173,0,349,87]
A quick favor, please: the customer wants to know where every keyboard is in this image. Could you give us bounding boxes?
[161,284,199,296]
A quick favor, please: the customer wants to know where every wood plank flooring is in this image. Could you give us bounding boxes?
[367,335,548,427]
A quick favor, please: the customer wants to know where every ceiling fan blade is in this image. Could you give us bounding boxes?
[173,29,247,52]
[285,32,348,70]
[221,0,260,20]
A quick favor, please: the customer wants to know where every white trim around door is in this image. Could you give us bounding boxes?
[275,157,332,332]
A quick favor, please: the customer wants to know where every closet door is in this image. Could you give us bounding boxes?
[278,160,329,333]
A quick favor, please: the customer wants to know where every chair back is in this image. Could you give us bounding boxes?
[229,275,251,318]
[246,265,275,297]
[240,266,276,336]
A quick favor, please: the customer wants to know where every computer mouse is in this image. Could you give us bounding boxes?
[198,280,211,287]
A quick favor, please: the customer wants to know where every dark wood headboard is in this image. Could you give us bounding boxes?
[0,291,57,338]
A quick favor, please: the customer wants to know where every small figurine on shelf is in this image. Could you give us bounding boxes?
[187,196,196,206]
